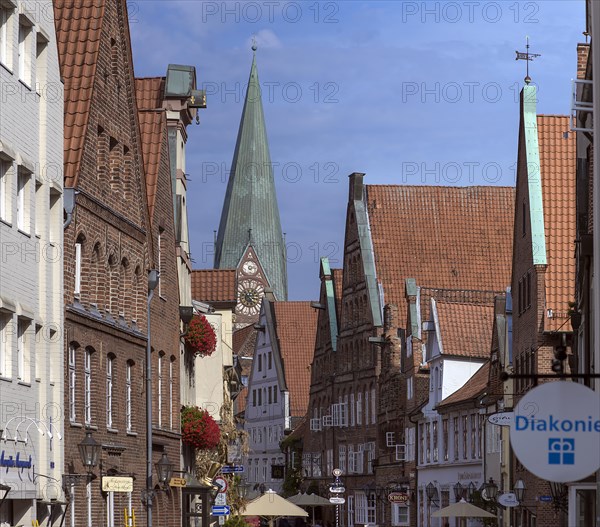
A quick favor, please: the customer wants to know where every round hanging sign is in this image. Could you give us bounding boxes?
[510,381,600,483]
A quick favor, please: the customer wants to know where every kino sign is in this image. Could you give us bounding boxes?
[510,382,600,482]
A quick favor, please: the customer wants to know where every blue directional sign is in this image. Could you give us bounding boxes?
[220,465,244,474]
[539,496,553,503]
[211,506,231,516]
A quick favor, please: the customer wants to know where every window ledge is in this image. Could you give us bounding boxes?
[18,79,31,91]
[85,424,98,431]
[17,380,31,387]
[70,422,83,428]
[126,431,138,437]
[107,427,119,434]
[0,62,13,75]
[0,218,11,228]
[0,375,12,383]
[17,228,31,238]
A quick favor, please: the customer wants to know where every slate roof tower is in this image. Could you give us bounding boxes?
[215,46,288,302]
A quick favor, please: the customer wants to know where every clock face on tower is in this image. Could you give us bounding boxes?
[237,279,264,316]
[242,261,258,275]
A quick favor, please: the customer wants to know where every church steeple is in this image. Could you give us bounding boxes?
[214,46,288,301]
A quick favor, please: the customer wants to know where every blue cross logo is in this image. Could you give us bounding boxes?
[548,438,575,465]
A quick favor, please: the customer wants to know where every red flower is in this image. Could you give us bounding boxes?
[185,315,217,357]
[181,406,221,450]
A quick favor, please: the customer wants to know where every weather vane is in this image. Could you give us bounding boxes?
[251,35,257,52]
[515,36,541,85]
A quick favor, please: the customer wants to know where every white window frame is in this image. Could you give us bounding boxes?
[0,312,10,378]
[84,349,92,425]
[106,355,113,428]
[347,444,355,473]
[350,392,355,426]
[356,392,362,425]
[86,479,92,527]
[18,16,32,86]
[106,490,114,527]
[0,159,8,222]
[365,390,369,425]
[16,318,27,382]
[347,495,354,527]
[0,5,12,68]
[355,492,367,525]
[339,444,346,473]
[157,353,163,427]
[407,376,414,400]
[126,362,132,432]
[391,503,410,526]
[75,242,82,296]
[367,492,377,524]
[16,168,29,232]
[386,431,396,447]
[69,344,76,422]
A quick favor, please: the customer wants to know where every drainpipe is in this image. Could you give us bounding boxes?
[63,188,77,230]
[592,3,600,525]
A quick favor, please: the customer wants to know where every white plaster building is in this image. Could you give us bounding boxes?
[416,299,493,527]
[244,294,316,496]
[0,1,64,525]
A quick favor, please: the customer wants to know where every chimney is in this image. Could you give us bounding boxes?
[577,43,590,80]
[348,172,365,202]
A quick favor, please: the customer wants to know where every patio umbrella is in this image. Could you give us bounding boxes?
[287,492,334,525]
[241,489,308,527]
[432,498,496,519]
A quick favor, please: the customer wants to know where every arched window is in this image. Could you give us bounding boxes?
[84,347,95,426]
[68,342,79,423]
[126,360,134,432]
[106,353,115,428]
[74,234,86,298]
[157,351,164,427]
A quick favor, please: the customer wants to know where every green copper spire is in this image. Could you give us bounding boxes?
[214,46,288,300]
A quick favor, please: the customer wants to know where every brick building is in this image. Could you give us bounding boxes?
[302,174,515,527]
[137,78,182,527]
[55,1,176,525]
[0,0,63,525]
[510,89,576,527]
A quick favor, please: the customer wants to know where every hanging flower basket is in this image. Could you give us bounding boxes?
[185,315,217,357]
[181,406,221,450]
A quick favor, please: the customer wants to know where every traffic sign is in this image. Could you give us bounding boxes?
[332,469,342,477]
[211,506,231,516]
[214,477,228,493]
[539,495,553,503]
[498,493,519,507]
[329,486,345,494]
[214,494,227,506]
[510,382,600,482]
[329,497,345,505]
[221,465,244,474]
[488,412,515,427]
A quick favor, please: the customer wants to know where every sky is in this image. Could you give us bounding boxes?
[130,0,586,301]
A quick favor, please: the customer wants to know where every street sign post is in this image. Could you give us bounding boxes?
[329,497,345,505]
[221,465,244,474]
[214,477,228,493]
[211,506,231,516]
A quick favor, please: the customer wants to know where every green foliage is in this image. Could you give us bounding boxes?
[224,516,253,527]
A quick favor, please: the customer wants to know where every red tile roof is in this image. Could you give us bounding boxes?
[437,362,490,408]
[135,77,165,110]
[366,185,514,328]
[137,110,165,221]
[273,302,318,418]
[191,269,237,303]
[54,0,106,187]
[435,301,494,359]
[537,116,576,331]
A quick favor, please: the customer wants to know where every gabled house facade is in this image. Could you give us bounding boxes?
[245,295,317,495]
[56,1,158,526]
[510,87,576,527]
[303,173,514,527]
[0,1,63,525]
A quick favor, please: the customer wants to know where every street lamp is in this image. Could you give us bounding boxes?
[146,269,159,527]
[453,482,464,502]
[155,452,174,487]
[466,482,476,502]
[514,479,526,503]
[484,478,498,501]
[78,431,101,472]
[426,482,439,506]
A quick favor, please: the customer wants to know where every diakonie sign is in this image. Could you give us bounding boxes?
[510,382,600,483]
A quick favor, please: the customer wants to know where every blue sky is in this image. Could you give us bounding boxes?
[130,1,585,301]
